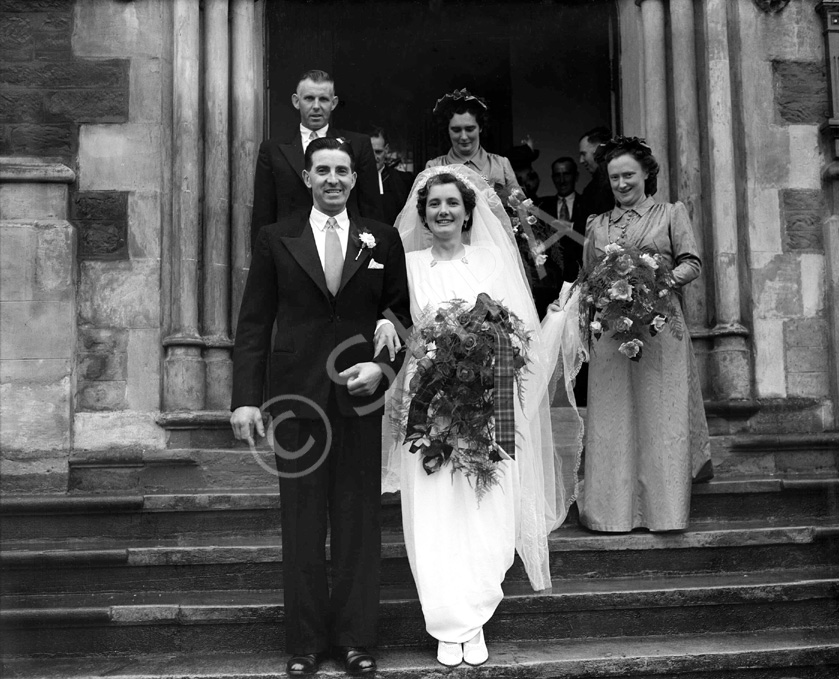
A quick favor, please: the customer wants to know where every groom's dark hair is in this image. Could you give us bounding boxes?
[417,173,477,232]
[304,137,356,171]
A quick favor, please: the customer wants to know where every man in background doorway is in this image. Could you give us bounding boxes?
[250,69,383,248]
[369,127,414,226]
[566,126,614,282]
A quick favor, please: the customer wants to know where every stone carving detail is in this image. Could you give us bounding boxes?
[752,0,791,13]
[71,191,129,260]
[781,189,825,252]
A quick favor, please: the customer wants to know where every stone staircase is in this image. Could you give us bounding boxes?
[1,420,838,678]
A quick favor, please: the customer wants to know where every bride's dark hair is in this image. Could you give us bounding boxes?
[417,173,477,232]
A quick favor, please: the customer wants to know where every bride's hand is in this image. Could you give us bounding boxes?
[546,299,563,315]
[374,322,402,361]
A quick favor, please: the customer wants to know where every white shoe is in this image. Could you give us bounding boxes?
[463,628,489,666]
[436,640,463,667]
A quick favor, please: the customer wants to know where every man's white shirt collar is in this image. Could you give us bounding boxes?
[309,206,349,232]
[301,124,329,150]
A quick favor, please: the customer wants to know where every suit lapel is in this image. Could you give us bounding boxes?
[278,132,306,188]
[338,219,371,294]
[279,216,330,300]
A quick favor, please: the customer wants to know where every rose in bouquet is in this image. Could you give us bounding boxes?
[403,293,530,499]
[577,243,682,361]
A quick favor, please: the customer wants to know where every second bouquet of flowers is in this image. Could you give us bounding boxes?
[403,293,530,499]
[578,242,682,361]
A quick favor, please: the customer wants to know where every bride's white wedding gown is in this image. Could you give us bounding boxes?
[395,244,520,643]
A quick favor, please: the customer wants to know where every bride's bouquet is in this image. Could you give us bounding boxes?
[403,293,530,499]
[578,243,682,361]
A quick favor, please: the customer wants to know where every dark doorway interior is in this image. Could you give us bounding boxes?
[266,0,617,192]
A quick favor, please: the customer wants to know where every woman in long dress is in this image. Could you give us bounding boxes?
[575,137,712,532]
[383,166,571,667]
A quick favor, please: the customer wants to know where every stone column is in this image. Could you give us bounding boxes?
[203,0,233,410]
[163,0,204,411]
[670,0,712,389]
[702,0,751,400]
[639,0,670,202]
[231,0,258,328]
[817,2,839,427]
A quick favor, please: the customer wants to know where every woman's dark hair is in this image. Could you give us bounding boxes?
[417,173,477,232]
[596,136,659,196]
[432,89,489,130]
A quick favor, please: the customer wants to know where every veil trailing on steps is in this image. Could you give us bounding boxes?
[381,164,580,591]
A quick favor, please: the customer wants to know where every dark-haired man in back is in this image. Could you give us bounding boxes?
[250,69,383,248]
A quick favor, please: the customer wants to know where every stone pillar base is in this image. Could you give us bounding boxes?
[204,345,233,411]
[163,342,206,411]
[710,333,752,401]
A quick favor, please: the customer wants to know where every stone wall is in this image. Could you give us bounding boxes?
[1,0,168,458]
[71,0,168,450]
[0,159,76,492]
[734,0,832,428]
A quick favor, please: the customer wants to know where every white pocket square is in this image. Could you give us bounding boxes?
[367,260,384,270]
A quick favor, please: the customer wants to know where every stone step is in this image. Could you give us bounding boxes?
[3,520,838,596]
[3,476,837,543]
[67,431,839,496]
[1,629,837,678]
[2,570,837,657]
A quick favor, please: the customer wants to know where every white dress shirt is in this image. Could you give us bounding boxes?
[301,123,330,152]
[309,206,393,333]
[309,206,349,266]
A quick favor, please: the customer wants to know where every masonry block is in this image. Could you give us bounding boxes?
[787,371,830,398]
[747,186,782,254]
[0,357,72,452]
[0,90,43,124]
[0,300,74,360]
[74,411,167,451]
[752,317,786,398]
[784,317,827,347]
[44,89,129,124]
[71,190,129,260]
[128,191,162,259]
[0,0,73,11]
[0,222,76,301]
[0,59,129,90]
[78,124,163,192]
[73,0,166,59]
[781,189,824,251]
[750,252,803,319]
[0,182,67,219]
[785,346,828,373]
[77,259,160,328]
[77,380,128,411]
[6,122,75,156]
[126,328,161,410]
[0,13,33,49]
[773,60,828,124]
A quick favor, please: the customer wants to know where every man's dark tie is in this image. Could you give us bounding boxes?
[324,217,343,296]
[559,197,570,222]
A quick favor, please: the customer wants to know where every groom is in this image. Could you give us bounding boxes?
[231,137,410,675]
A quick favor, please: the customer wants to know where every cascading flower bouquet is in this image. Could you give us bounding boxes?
[402,293,530,499]
[578,242,682,361]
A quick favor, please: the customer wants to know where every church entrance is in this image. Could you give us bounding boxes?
[265,0,619,186]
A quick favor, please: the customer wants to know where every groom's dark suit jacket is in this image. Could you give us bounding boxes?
[232,213,410,418]
[250,128,384,249]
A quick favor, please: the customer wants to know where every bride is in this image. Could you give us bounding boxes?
[381,166,575,667]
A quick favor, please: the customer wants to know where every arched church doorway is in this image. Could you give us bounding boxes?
[265,0,619,187]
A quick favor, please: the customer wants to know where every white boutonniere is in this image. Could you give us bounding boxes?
[355,229,377,260]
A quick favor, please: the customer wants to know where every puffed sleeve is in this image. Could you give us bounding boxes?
[668,201,702,287]
[582,214,601,272]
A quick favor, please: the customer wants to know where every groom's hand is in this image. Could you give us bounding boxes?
[230,406,265,446]
[339,362,383,396]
